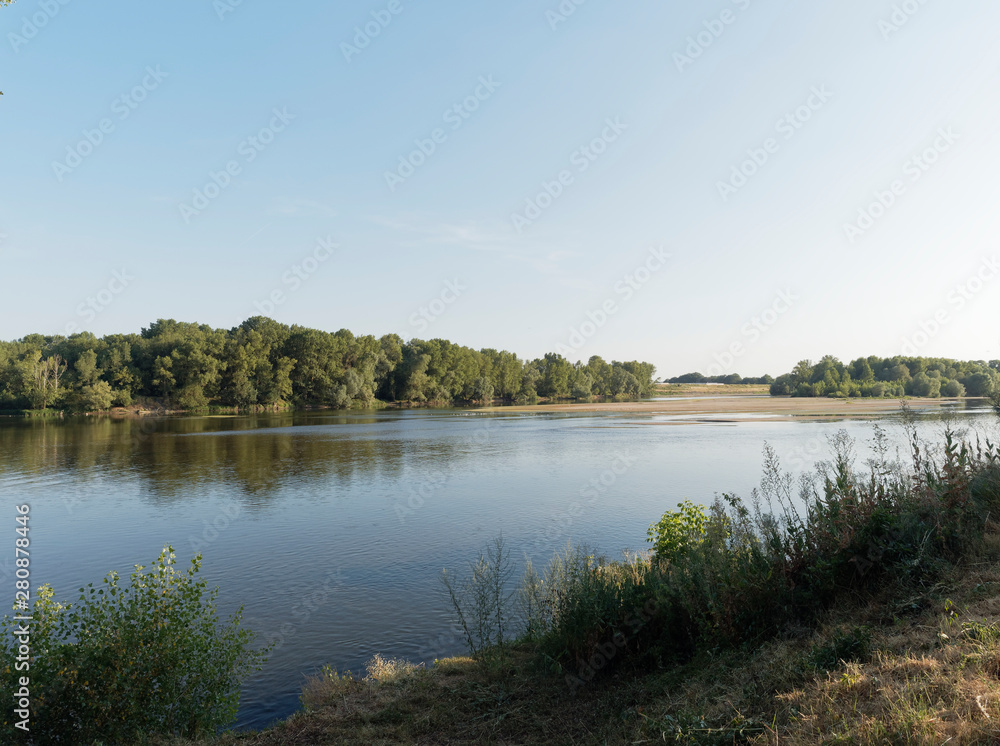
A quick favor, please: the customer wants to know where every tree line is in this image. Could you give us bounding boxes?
[768,355,1000,398]
[0,317,657,412]
[666,372,775,385]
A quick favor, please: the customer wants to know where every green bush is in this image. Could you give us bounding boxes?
[646,500,709,563]
[496,425,1000,686]
[807,626,872,671]
[0,546,268,744]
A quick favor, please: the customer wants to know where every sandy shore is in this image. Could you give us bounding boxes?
[481,396,971,422]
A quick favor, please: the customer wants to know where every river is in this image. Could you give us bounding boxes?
[0,401,994,728]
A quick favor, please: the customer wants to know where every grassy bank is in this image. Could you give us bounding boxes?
[159,416,1000,745]
[173,564,1000,744]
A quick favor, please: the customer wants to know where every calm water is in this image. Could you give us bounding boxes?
[0,403,995,729]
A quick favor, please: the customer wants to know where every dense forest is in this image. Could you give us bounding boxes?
[667,372,775,385]
[768,355,1000,398]
[0,317,657,412]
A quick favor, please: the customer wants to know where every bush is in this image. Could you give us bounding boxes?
[77,381,114,412]
[0,547,268,744]
[443,535,517,664]
[499,425,1000,686]
[646,500,708,563]
[807,626,872,671]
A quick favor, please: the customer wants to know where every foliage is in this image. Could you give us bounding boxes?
[769,354,1000,399]
[442,535,518,664]
[0,318,656,411]
[646,500,710,563]
[0,546,268,744]
[500,424,1000,687]
[668,371,774,385]
[807,625,872,671]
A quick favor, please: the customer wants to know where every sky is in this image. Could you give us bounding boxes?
[2,0,1000,378]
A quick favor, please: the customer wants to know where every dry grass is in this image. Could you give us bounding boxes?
[155,450,1000,746]
[759,563,1000,745]
[155,543,1000,746]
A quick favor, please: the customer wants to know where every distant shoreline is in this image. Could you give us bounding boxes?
[482,395,982,421]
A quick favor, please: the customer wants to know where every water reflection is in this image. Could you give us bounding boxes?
[0,411,524,504]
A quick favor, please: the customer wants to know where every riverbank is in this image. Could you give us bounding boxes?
[160,424,1000,746]
[484,394,971,421]
[169,555,1000,745]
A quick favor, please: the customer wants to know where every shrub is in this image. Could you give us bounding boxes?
[807,626,872,671]
[444,425,1000,693]
[0,546,268,744]
[77,381,114,412]
[443,535,517,664]
[646,500,709,563]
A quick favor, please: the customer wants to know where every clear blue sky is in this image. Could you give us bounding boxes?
[3,0,1000,377]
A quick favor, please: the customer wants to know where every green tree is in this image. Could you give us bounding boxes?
[21,352,67,409]
[908,371,940,398]
[943,379,966,397]
[850,357,875,383]
[481,349,521,400]
[770,374,794,396]
[78,381,115,411]
[586,356,612,396]
[73,349,101,386]
[608,366,640,399]
[536,353,573,398]
[570,368,594,399]
[471,376,494,402]
[964,372,995,397]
